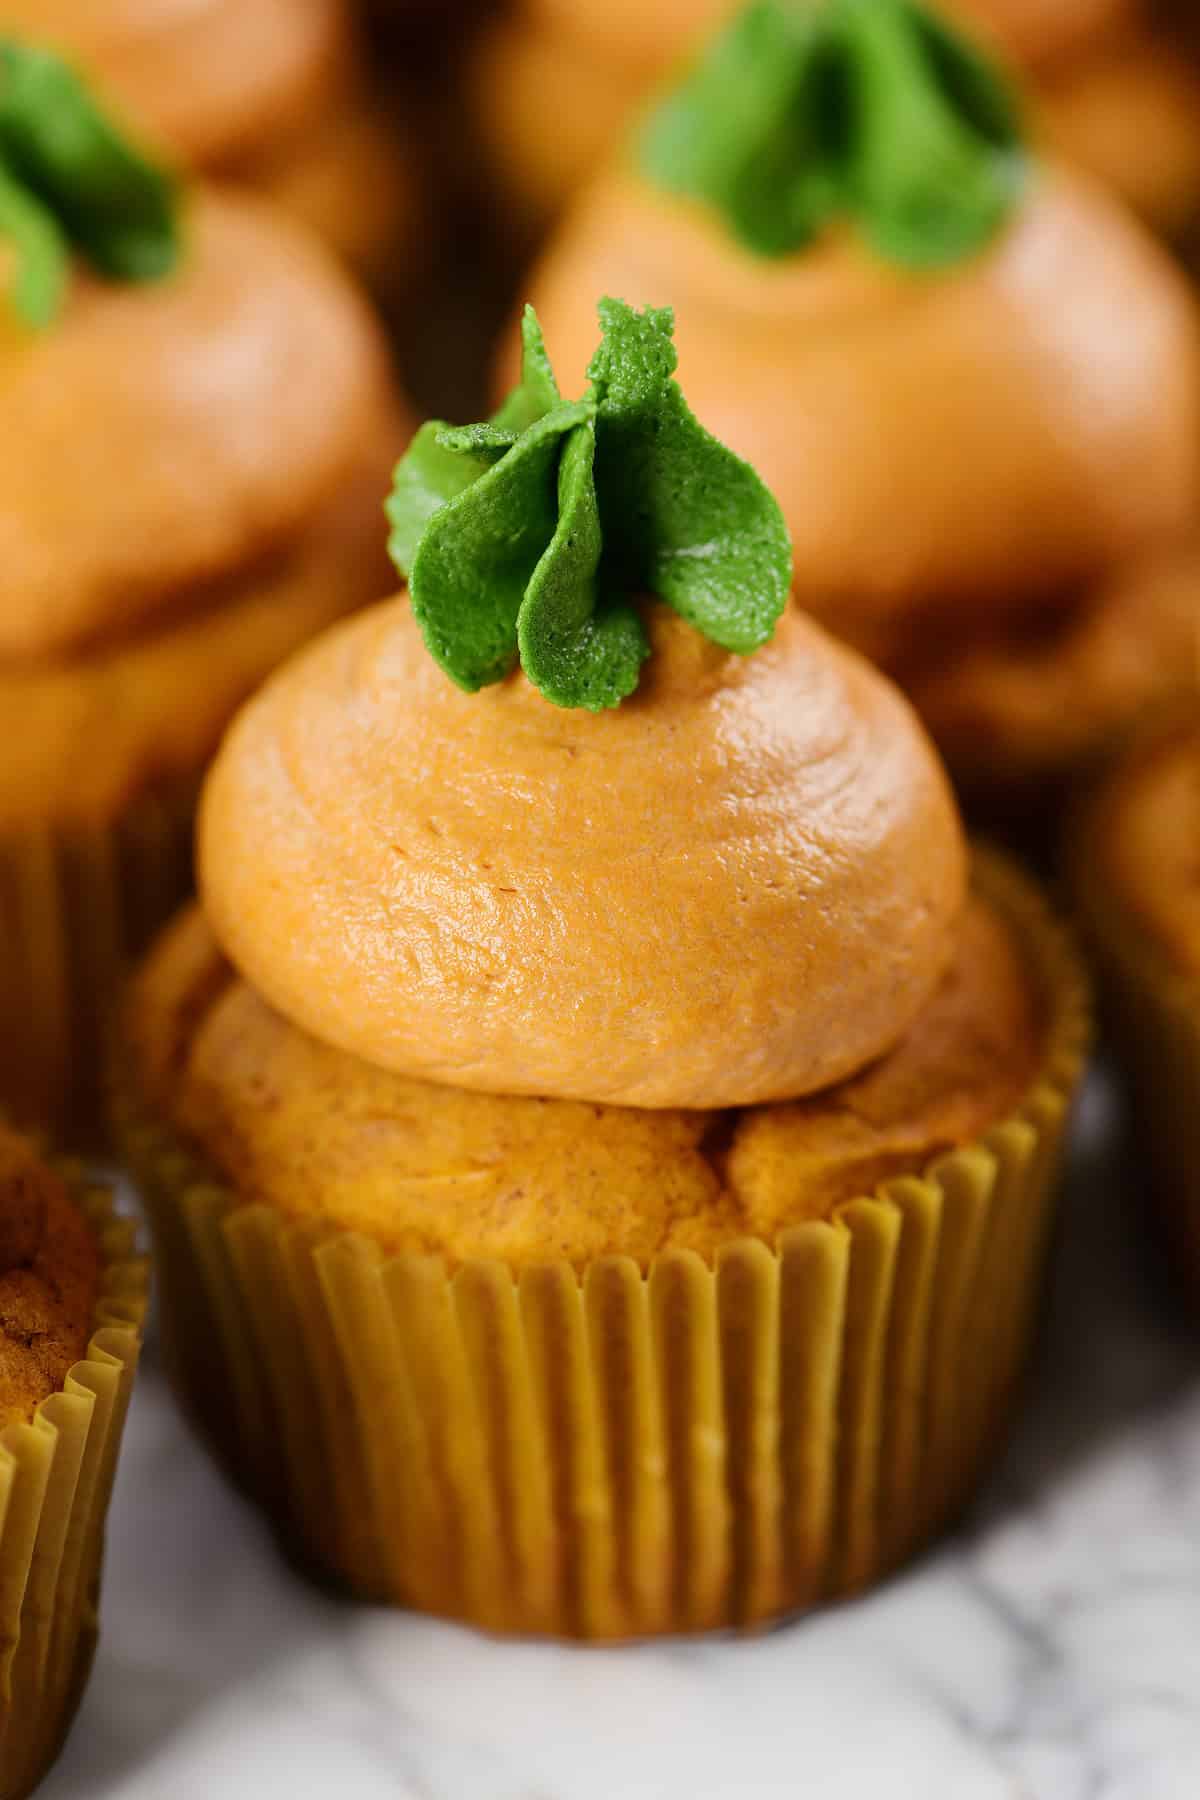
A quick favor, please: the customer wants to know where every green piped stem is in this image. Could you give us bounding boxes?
[639,0,1026,267]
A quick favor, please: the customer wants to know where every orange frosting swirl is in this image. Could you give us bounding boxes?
[949,0,1136,66]
[2,0,349,169]
[524,0,1135,75]
[517,164,1199,654]
[0,189,394,660]
[200,597,967,1111]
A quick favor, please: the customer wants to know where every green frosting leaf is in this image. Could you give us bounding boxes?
[637,0,1026,268]
[387,300,792,710]
[0,38,180,326]
[587,299,790,655]
[384,312,569,585]
[839,0,1024,267]
[385,421,495,577]
[410,400,592,693]
[518,419,649,711]
[640,1,843,259]
[0,163,67,328]
[491,305,562,433]
[437,424,520,459]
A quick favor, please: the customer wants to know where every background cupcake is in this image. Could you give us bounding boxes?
[463,0,1200,247]
[0,1124,147,1798]
[1,0,416,291]
[1033,7,1200,245]
[508,0,1200,813]
[0,43,411,1136]
[118,301,1090,1639]
[1068,703,1200,1298]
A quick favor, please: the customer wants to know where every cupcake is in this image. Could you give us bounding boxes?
[0,1124,147,1798]
[118,299,1090,1639]
[1035,17,1200,243]
[898,538,1200,805]
[960,4,1200,240]
[0,0,415,287]
[1068,703,1200,1297]
[463,0,725,239]
[511,0,1200,809]
[465,0,1196,239]
[0,45,411,1136]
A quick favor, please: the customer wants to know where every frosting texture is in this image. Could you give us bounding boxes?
[950,0,1135,66]
[0,189,393,658]
[525,0,1134,71]
[0,424,398,829]
[200,596,967,1110]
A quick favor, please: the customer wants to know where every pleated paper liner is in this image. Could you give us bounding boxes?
[0,782,198,1144]
[117,850,1090,1640]
[1067,778,1200,1296]
[0,1179,148,1800]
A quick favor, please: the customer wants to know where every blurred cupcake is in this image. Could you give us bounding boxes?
[512,0,1200,810]
[897,537,1200,806]
[1037,24,1200,244]
[1,0,416,288]
[463,0,727,239]
[951,0,1134,64]
[0,1124,147,1798]
[0,43,411,1136]
[465,0,1198,240]
[1068,703,1200,1297]
[915,4,1200,244]
[119,301,1089,1639]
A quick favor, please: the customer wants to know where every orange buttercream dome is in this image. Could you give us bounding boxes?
[524,0,731,72]
[523,0,1135,74]
[949,0,1136,65]
[2,0,349,169]
[200,596,967,1111]
[0,189,394,660]
[517,164,1199,649]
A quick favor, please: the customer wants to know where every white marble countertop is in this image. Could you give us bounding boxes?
[42,1072,1200,1800]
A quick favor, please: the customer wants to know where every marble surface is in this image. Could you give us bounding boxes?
[43,1071,1200,1800]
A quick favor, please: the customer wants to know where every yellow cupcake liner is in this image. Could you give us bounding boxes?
[117,851,1090,1640]
[0,1179,148,1800]
[0,784,197,1143]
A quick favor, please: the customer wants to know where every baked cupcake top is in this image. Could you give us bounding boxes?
[0,1124,99,1430]
[133,871,1043,1264]
[0,40,396,660]
[0,0,348,169]
[201,300,966,1111]
[1086,713,1200,983]
[518,0,1199,645]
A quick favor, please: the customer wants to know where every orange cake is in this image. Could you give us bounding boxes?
[131,872,1044,1270]
[0,1124,146,1798]
[119,298,1089,1638]
[0,1127,99,1431]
